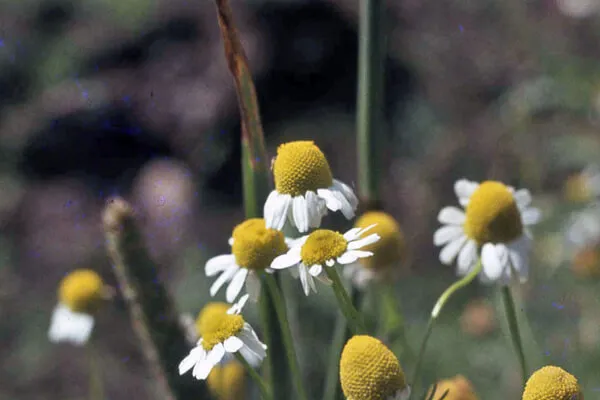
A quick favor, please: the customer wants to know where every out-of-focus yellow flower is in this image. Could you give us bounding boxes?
[207,361,246,400]
[563,165,600,203]
[340,335,410,400]
[522,366,582,400]
[459,299,497,337]
[427,375,479,400]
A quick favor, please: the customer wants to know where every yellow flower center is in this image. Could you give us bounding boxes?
[464,181,523,245]
[564,174,592,203]
[195,302,231,338]
[200,312,245,351]
[572,246,600,279]
[207,361,246,400]
[428,375,479,400]
[231,218,288,270]
[300,229,347,266]
[272,141,333,196]
[340,335,407,400]
[522,365,582,400]
[58,269,105,313]
[354,211,405,271]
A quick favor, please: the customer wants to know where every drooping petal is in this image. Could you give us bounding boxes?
[513,189,532,208]
[264,191,292,231]
[179,346,206,375]
[292,195,309,233]
[332,179,359,210]
[245,272,261,303]
[457,239,478,276]
[521,207,541,226]
[316,188,342,211]
[481,243,503,282]
[305,191,326,229]
[205,254,236,277]
[308,264,322,276]
[209,264,239,297]
[223,336,245,353]
[439,235,468,265]
[226,268,249,303]
[48,303,94,346]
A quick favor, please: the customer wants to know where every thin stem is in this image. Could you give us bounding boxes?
[263,274,309,400]
[324,267,367,334]
[379,282,414,362]
[87,341,104,400]
[410,260,483,399]
[235,353,272,400]
[357,0,386,206]
[501,286,528,387]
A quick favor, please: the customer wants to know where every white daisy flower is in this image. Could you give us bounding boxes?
[178,294,267,380]
[48,269,113,346]
[264,140,359,233]
[270,225,380,295]
[433,179,541,284]
[343,211,406,290]
[206,218,290,303]
[564,164,600,203]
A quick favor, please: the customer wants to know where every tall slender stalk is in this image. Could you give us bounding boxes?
[87,341,104,400]
[501,286,528,387]
[211,1,289,398]
[410,260,483,399]
[235,353,272,400]
[324,267,367,334]
[357,0,386,208]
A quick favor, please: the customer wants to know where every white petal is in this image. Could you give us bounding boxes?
[433,225,464,246]
[226,268,249,303]
[48,303,94,345]
[238,324,267,360]
[245,272,261,303]
[439,235,468,265]
[223,336,244,353]
[179,347,205,375]
[239,347,261,367]
[228,237,234,246]
[514,189,532,208]
[228,293,250,315]
[457,240,478,275]
[305,191,325,230]
[299,265,311,296]
[271,252,302,270]
[329,186,355,219]
[332,179,359,209]
[454,179,478,201]
[521,207,541,226]
[308,264,322,276]
[209,264,239,297]
[199,344,225,378]
[264,192,292,231]
[337,250,373,265]
[343,227,364,242]
[316,188,342,214]
[325,259,335,267]
[292,195,309,233]
[348,233,380,250]
[437,207,466,225]
[481,243,503,281]
[205,254,236,277]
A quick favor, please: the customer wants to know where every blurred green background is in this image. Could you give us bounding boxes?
[2,0,600,398]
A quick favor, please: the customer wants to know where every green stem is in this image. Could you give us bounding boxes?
[322,287,362,400]
[501,286,528,387]
[357,0,386,206]
[235,353,272,400]
[379,283,414,362]
[410,259,483,398]
[324,267,367,334]
[87,341,104,400]
[263,274,309,400]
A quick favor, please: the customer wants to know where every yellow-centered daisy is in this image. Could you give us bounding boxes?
[434,179,541,284]
[48,269,113,345]
[264,141,359,233]
[522,365,583,400]
[179,294,267,381]
[564,164,600,203]
[427,375,479,400]
[207,360,246,400]
[206,218,290,303]
[270,225,380,295]
[343,211,405,289]
[340,335,411,400]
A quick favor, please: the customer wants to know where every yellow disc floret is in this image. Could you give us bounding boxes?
[427,375,479,400]
[272,141,333,196]
[301,229,347,266]
[354,211,405,271]
[200,312,245,351]
[340,335,407,400]
[231,218,288,270]
[207,361,246,400]
[522,366,582,400]
[464,181,523,245]
[58,269,105,313]
[195,302,231,338]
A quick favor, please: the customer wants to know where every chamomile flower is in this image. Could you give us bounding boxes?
[434,180,541,284]
[340,335,411,400]
[207,360,246,400]
[522,366,582,400]
[343,211,406,289]
[564,164,600,203]
[48,269,113,346]
[179,294,267,381]
[428,375,479,400]
[206,218,289,303]
[270,226,380,295]
[264,141,359,233]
